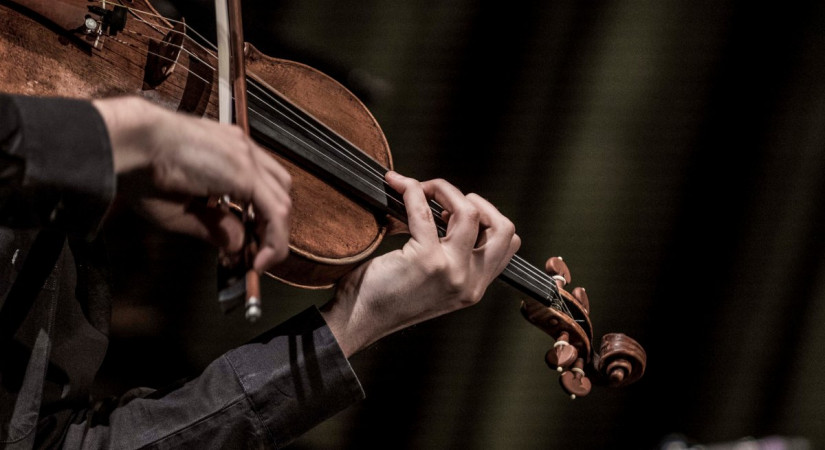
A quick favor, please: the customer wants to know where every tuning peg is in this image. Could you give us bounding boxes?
[545,331,578,372]
[559,358,591,399]
[545,256,571,288]
[570,286,590,314]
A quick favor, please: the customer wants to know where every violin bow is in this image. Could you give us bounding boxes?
[215,0,261,322]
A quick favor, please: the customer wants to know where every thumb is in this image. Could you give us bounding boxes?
[184,201,246,253]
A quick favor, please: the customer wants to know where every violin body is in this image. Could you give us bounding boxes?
[0,0,646,397]
[0,0,389,288]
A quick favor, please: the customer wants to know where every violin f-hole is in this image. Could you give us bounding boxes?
[177,38,213,116]
[142,19,184,89]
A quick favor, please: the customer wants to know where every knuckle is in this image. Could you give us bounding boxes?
[461,204,481,223]
[413,201,433,223]
[512,233,522,251]
[448,276,467,294]
[234,153,255,177]
[456,285,483,307]
[273,203,290,221]
[274,244,290,262]
[282,172,293,191]
[426,178,451,193]
[401,176,421,189]
[228,124,246,139]
[443,269,469,295]
[469,286,487,304]
[502,219,516,237]
[466,286,485,306]
[280,196,293,215]
[423,254,449,277]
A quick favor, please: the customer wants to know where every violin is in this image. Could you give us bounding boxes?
[0,0,646,398]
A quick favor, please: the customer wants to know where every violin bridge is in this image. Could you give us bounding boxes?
[142,19,186,89]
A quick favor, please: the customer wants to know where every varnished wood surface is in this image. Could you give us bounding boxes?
[0,0,390,287]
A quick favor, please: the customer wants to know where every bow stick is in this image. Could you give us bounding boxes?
[215,0,261,322]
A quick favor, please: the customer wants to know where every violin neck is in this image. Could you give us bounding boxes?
[246,79,559,308]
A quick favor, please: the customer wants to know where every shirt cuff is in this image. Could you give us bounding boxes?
[224,306,365,447]
[3,95,115,239]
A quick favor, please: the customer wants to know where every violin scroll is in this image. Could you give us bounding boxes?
[521,257,647,399]
[593,333,646,387]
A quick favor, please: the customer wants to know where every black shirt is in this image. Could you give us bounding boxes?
[0,94,362,449]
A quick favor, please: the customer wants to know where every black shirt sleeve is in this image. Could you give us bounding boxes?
[51,307,364,449]
[0,94,115,239]
[0,94,365,449]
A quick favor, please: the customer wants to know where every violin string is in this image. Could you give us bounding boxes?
[118,6,419,195]
[241,97,565,305]
[247,82,565,305]
[114,3,221,56]
[113,6,461,205]
[106,3,404,188]
[111,15,400,195]
[107,4,479,224]
[120,11,409,199]
[106,33,221,111]
[86,2,221,111]
[244,81,568,304]
[94,32,219,114]
[119,2,170,36]
[122,5,564,306]
[99,2,222,78]
[101,2,568,307]
[96,12,404,221]
[243,82,570,310]
[149,51,564,307]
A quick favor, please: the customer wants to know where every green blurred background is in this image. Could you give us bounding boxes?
[99,1,825,448]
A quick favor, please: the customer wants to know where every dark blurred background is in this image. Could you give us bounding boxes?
[98,1,825,448]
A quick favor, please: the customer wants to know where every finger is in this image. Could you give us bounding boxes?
[385,171,439,245]
[248,185,291,272]
[141,198,246,251]
[252,161,292,212]
[500,233,522,275]
[478,231,521,282]
[419,179,479,252]
[242,149,293,272]
[203,137,292,273]
[465,193,518,272]
[464,193,510,247]
[439,209,452,226]
[252,220,290,272]
[252,144,292,191]
[188,202,247,252]
[223,137,291,207]
[253,244,286,273]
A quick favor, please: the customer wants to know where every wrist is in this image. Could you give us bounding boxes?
[319,300,361,359]
[93,96,158,175]
[320,290,382,359]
